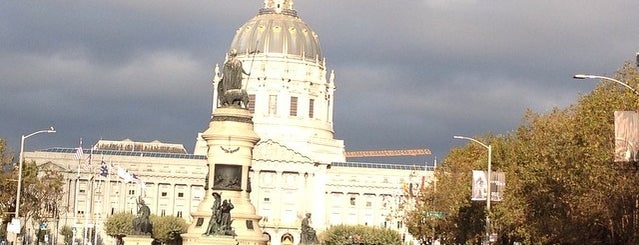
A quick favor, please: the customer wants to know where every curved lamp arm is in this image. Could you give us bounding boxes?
[574,74,639,97]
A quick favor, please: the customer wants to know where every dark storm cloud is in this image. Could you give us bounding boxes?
[0,0,637,164]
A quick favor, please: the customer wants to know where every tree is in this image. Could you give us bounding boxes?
[59,225,73,245]
[321,224,402,245]
[405,61,639,244]
[0,138,15,239]
[150,215,187,245]
[16,161,65,235]
[104,212,134,245]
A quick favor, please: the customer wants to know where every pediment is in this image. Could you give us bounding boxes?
[253,139,313,164]
[38,161,69,172]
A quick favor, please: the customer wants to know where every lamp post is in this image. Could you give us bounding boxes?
[575,73,639,243]
[453,135,492,244]
[15,127,56,242]
[573,74,639,96]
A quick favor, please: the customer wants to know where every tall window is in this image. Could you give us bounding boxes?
[269,95,277,115]
[290,96,298,116]
[309,98,315,118]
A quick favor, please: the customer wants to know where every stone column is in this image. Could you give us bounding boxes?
[183,108,267,245]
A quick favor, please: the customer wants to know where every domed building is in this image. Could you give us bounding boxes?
[23,1,434,245]
[195,0,344,164]
[193,0,346,240]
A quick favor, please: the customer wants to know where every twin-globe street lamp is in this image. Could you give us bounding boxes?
[14,127,56,238]
[453,135,492,244]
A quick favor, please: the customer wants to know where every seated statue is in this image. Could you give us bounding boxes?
[300,213,318,245]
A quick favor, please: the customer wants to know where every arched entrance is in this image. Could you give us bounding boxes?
[281,233,294,245]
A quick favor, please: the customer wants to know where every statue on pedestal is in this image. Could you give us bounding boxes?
[203,192,235,236]
[132,197,152,235]
[218,49,250,108]
[300,213,318,245]
[204,192,222,236]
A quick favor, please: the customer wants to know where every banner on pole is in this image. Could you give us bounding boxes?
[472,170,505,201]
[614,111,639,162]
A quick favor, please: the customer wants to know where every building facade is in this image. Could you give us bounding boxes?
[23,1,435,245]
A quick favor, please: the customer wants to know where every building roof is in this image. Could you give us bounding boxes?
[39,147,206,160]
[331,161,434,171]
[229,0,322,61]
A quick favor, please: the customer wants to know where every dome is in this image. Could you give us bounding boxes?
[229,2,322,61]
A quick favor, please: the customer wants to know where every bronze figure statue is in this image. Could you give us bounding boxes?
[300,213,318,244]
[132,197,152,235]
[218,49,250,108]
[204,192,222,235]
[203,193,235,236]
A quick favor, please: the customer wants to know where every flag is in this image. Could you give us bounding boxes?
[73,147,83,160]
[85,148,93,165]
[117,166,134,183]
[131,173,146,188]
[99,160,108,177]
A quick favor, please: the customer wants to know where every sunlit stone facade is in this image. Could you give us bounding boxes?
[25,143,433,245]
[22,1,436,245]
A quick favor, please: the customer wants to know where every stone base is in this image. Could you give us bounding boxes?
[182,233,239,245]
[122,236,154,245]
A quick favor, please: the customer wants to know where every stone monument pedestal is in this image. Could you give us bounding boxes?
[122,236,154,245]
[181,233,239,245]
[182,108,268,245]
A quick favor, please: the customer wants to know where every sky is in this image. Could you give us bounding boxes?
[1,0,638,165]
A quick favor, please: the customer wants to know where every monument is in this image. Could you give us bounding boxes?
[123,196,154,245]
[300,213,319,245]
[182,49,267,245]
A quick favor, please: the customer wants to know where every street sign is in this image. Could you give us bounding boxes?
[425,211,446,218]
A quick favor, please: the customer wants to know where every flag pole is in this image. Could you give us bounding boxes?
[72,138,82,245]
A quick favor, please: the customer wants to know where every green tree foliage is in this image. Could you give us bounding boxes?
[150,215,187,245]
[406,62,639,244]
[59,225,73,245]
[0,138,15,227]
[321,224,402,245]
[104,212,134,245]
[17,161,65,233]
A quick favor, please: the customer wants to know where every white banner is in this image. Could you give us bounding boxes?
[472,170,505,201]
[614,111,639,162]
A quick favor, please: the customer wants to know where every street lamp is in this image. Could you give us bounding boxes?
[573,74,639,97]
[15,127,56,238]
[453,135,492,244]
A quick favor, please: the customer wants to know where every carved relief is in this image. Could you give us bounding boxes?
[213,164,242,191]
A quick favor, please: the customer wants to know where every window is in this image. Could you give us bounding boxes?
[248,94,256,113]
[264,197,270,202]
[350,197,356,206]
[308,98,315,118]
[269,95,277,115]
[178,192,184,198]
[161,192,167,197]
[128,190,135,195]
[177,211,183,218]
[289,96,298,116]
